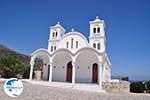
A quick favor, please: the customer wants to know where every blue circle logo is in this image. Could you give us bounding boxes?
[4,78,23,97]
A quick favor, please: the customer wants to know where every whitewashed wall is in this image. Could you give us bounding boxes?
[75,51,99,83]
[52,51,72,82]
[42,64,49,81]
[58,32,88,53]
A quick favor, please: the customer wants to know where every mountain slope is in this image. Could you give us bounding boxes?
[0,44,30,66]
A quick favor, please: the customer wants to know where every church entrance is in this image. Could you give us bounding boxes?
[92,63,98,83]
[33,56,50,81]
[66,61,72,82]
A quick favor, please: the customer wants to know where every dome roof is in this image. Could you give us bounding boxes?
[94,16,101,22]
[89,16,104,24]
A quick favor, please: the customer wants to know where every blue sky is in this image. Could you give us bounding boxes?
[0,0,150,81]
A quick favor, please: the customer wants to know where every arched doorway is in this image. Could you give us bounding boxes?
[33,57,50,81]
[52,50,72,82]
[33,58,44,80]
[66,61,72,82]
[92,63,98,83]
[75,49,99,83]
[30,49,50,81]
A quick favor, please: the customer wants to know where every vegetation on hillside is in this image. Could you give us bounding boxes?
[0,44,30,65]
[0,55,30,78]
[0,44,31,78]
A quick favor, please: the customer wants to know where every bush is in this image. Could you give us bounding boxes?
[145,81,150,90]
[22,66,30,78]
[145,90,150,93]
[121,77,129,81]
[130,82,145,93]
[0,55,28,78]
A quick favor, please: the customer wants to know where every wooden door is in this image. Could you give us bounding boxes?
[92,63,98,83]
[66,62,72,82]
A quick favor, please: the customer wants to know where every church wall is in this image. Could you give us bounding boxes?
[75,58,92,83]
[52,52,72,82]
[89,38,105,52]
[75,51,99,83]
[42,64,49,80]
[58,34,87,53]
[52,60,67,82]
[104,61,111,81]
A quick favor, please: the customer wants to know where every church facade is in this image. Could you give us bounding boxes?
[29,16,111,90]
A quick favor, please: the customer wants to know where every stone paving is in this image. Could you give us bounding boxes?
[24,79,103,92]
[0,80,150,100]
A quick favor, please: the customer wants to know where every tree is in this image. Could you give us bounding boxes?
[0,55,27,78]
[121,76,129,81]
[130,82,145,93]
[145,81,150,90]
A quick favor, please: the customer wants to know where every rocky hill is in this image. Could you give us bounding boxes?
[0,44,31,66]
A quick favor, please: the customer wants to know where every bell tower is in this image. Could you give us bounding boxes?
[48,22,65,53]
[89,16,106,52]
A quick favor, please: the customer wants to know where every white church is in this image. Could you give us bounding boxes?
[29,16,111,90]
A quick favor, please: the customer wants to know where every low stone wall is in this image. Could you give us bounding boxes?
[102,80,130,93]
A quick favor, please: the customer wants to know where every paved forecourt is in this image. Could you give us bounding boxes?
[0,80,150,100]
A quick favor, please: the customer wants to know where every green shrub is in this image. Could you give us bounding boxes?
[22,66,30,78]
[0,55,27,78]
[145,90,150,93]
[145,81,150,90]
[121,77,129,81]
[130,82,145,93]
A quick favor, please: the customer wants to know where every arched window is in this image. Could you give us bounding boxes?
[52,32,55,37]
[66,42,69,48]
[93,28,96,33]
[97,27,100,33]
[97,43,100,50]
[55,32,58,37]
[51,46,53,52]
[71,38,73,49]
[93,43,96,48]
[76,41,78,48]
[54,46,56,50]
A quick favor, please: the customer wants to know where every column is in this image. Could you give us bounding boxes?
[72,62,75,84]
[29,62,34,80]
[49,62,53,82]
[102,64,105,81]
[98,62,103,89]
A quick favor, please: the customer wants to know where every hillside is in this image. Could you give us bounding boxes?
[0,44,30,66]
